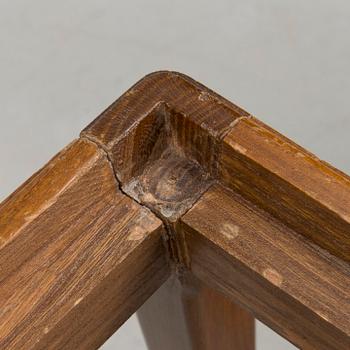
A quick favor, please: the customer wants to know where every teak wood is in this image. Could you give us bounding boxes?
[0,71,349,349]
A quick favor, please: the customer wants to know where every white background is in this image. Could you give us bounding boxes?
[1,1,349,349]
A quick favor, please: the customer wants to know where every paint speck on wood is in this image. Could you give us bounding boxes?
[198,91,211,101]
[74,298,83,306]
[263,268,283,287]
[221,223,240,239]
[230,142,247,154]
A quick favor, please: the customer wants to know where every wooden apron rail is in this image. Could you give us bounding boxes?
[0,72,349,349]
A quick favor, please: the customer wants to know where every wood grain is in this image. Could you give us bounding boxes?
[138,273,254,350]
[0,139,168,349]
[2,71,349,349]
[219,117,350,262]
[82,72,350,349]
[81,71,247,224]
[0,139,100,281]
[82,71,248,148]
[181,183,350,349]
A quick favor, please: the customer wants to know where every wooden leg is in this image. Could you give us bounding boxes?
[137,272,255,350]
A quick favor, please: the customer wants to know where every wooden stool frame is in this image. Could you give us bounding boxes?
[0,72,349,349]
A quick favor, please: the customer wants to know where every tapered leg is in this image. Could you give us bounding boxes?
[137,272,255,350]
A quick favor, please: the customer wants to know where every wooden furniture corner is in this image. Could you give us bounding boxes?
[0,71,349,349]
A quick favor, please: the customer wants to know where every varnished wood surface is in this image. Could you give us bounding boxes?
[0,139,168,349]
[82,71,248,146]
[181,184,350,349]
[138,273,254,350]
[1,71,349,349]
[220,117,350,262]
[81,71,249,210]
[0,139,102,281]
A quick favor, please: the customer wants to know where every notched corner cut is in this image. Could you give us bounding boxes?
[79,72,253,226]
[115,102,215,223]
[79,71,253,267]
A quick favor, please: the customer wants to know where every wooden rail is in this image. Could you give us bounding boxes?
[0,72,349,349]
